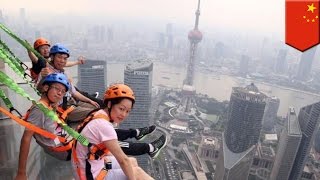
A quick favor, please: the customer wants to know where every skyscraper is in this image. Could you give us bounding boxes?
[120,59,153,172]
[120,59,153,129]
[296,46,317,81]
[239,54,250,76]
[289,101,320,180]
[314,128,320,153]
[270,107,302,180]
[107,27,113,42]
[215,83,267,180]
[166,23,173,49]
[274,49,288,74]
[77,60,107,98]
[262,96,280,132]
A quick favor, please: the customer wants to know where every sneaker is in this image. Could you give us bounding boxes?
[135,125,156,141]
[149,134,167,159]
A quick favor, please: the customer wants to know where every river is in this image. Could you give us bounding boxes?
[106,62,320,116]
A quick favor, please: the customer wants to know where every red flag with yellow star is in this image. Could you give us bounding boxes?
[286,0,320,52]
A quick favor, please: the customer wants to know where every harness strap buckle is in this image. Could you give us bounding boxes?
[9,107,22,117]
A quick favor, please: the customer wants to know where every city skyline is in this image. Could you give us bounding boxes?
[2,1,320,179]
[1,0,284,36]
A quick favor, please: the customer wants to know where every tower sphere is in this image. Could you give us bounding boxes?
[188,29,203,42]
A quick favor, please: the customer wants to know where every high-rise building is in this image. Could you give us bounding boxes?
[215,136,256,180]
[158,33,165,49]
[165,23,173,49]
[77,60,107,98]
[197,137,219,161]
[296,46,317,81]
[107,27,113,42]
[120,59,153,172]
[215,83,267,180]
[120,59,153,129]
[225,83,267,153]
[289,101,320,180]
[314,128,320,153]
[274,49,288,74]
[262,96,280,132]
[239,55,250,76]
[270,107,302,180]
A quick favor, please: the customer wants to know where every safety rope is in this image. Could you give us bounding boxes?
[0,89,22,117]
[0,71,89,146]
[0,49,39,95]
[0,23,48,63]
[0,107,65,142]
[0,47,30,79]
[0,39,29,72]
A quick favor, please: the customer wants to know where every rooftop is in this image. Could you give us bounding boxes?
[265,134,278,141]
[125,59,153,71]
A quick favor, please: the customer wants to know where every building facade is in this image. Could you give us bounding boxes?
[289,102,320,180]
[296,46,317,81]
[120,59,153,172]
[270,107,302,180]
[120,59,153,129]
[274,49,288,74]
[249,143,275,180]
[77,60,107,98]
[215,83,267,180]
[225,83,267,153]
[262,96,280,132]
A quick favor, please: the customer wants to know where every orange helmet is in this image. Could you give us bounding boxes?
[34,37,50,49]
[104,84,135,102]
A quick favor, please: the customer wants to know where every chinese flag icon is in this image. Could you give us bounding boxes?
[286,0,320,52]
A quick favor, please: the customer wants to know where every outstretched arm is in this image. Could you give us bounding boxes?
[104,139,136,180]
[65,56,85,67]
[15,129,34,180]
[27,50,38,64]
[72,90,100,108]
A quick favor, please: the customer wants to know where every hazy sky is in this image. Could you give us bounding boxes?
[1,0,284,35]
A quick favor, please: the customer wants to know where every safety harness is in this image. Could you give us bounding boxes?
[72,109,112,180]
[0,23,111,178]
[0,100,76,157]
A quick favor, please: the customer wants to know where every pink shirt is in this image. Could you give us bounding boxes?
[72,110,117,179]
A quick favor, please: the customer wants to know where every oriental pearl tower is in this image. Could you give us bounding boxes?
[177,0,202,118]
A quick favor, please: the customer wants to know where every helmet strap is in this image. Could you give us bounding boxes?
[107,103,114,123]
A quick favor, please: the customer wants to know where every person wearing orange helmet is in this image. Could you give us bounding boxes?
[28,37,85,81]
[71,84,166,180]
[30,38,102,107]
[37,44,163,158]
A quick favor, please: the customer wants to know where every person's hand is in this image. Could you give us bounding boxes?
[15,172,27,180]
[77,56,85,65]
[40,67,52,77]
[89,100,100,108]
